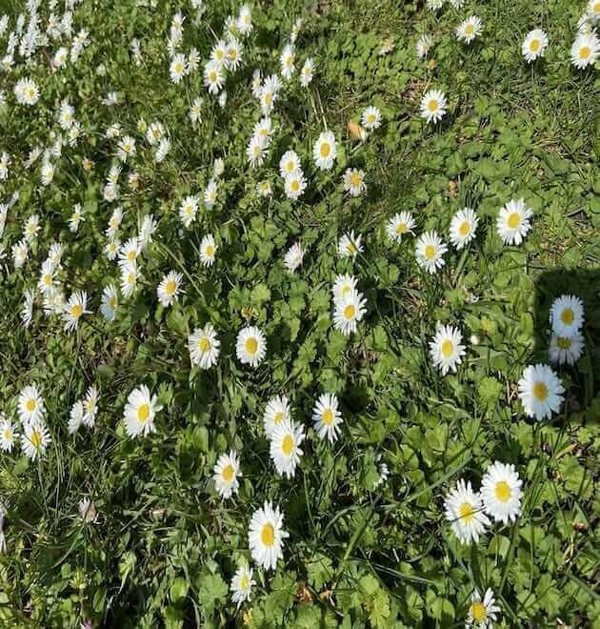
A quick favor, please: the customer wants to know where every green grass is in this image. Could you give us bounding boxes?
[0,0,599,627]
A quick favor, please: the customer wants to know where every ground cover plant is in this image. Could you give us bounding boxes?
[1,0,600,626]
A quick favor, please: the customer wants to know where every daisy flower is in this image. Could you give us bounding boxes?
[21,289,35,327]
[225,38,243,71]
[248,502,289,570]
[246,136,268,167]
[361,106,382,131]
[0,416,16,452]
[343,168,367,197]
[22,421,51,461]
[236,326,267,367]
[522,29,548,62]
[333,289,367,336]
[188,323,220,369]
[18,384,44,425]
[24,215,40,242]
[549,295,584,337]
[100,284,119,321]
[480,461,523,524]
[420,89,447,124]
[466,588,501,628]
[332,274,358,302]
[117,136,136,162]
[169,53,188,84]
[123,385,162,437]
[230,564,255,608]
[68,400,84,434]
[83,386,99,427]
[284,171,307,200]
[518,364,565,421]
[313,131,337,170]
[63,291,89,332]
[14,78,39,105]
[386,212,416,243]
[200,234,218,266]
[284,242,304,273]
[270,420,305,479]
[157,271,183,307]
[300,58,315,87]
[549,332,584,366]
[204,61,225,94]
[588,0,600,22]
[279,150,301,178]
[456,16,483,44]
[263,395,291,438]
[429,323,466,375]
[280,44,295,80]
[416,34,433,59]
[338,231,363,259]
[415,231,448,274]
[238,5,253,35]
[571,31,600,69]
[78,498,98,524]
[312,393,343,443]
[444,479,490,544]
[213,450,242,499]
[204,179,219,209]
[118,237,141,269]
[179,195,199,228]
[496,199,532,245]
[449,208,479,250]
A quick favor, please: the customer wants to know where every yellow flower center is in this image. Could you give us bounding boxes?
[580,46,591,60]
[560,308,574,325]
[222,464,235,482]
[274,411,285,425]
[282,434,294,456]
[470,602,487,623]
[507,212,521,229]
[264,92,273,105]
[43,274,52,286]
[343,304,356,320]
[424,244,436,259]
[70,304,83,318]
[458,502,474,523]
[556,336,572,350]
[529,38,540,52]
[198,337,210,352]
[209,71,217,82]
[320,142,331,158]
[245,337,258,355]
[532,382,548,402]
[395,222,408,234]
[110,297,118,309]
[30,430,43,449]
[350,172,362,187]
[367,114,376,124]
[594,2,600,13]
[495,480,511,503]
[261,523,275,547]
[127,250,137,262]
[441,339,454,358]
[137,403,150,423]
[427,99,438,112]
[459,221,471,236]
[165,279,177,296]
[240,575,249,589]
[291,179,300,192]
[465,23,474,35]
[205,245,215,258]
[26,399,37,412]
[322,408,334,425]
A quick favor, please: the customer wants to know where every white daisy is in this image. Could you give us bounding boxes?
[188,324,220,369]
[237,5,253,35]
[284,171,307,200]
[416,34,433,59]
[14,78,40,106]
[204,60,225,94]
[120,265,139,299]
[200,234,218,267]
[284,242,305,273]
[63,291,89,332]
[270,420,305,479]
[496,199,533,245]
[247,136,268,167]
[415,231,448,273]
[179,195,199,228]
[230,564,255,608]
[300,58,315,87]
[522,29,548,62]
[480,461,523,524]
[338,231,363,259]
[100,284,119,321]
[456,16,483,44]
[82,386,98,428]
[588,0,600,22]
[0,416,16,452]
[444,479,490,544]
[312,393,343,443]
[518,364,565,421]
[420,89,447,124]
[361,106,382,131]
[313,131,337,170]
[169,52,188,83]
[68,400,84,434]
[449,208,479,250]
[279,150,301,178]
[123,385,162,438]
[263,395,291,438]
[549,295,584,337]
[331,274,358,302]
[343,168,367,197]
[429,324,466,375]
[280,43,295,80]
[117,136,136,162]
[118,237,141,269]
[236,326,267,367]
[466,588,501,629]
[22,421,51,461]
[204,179,219,209]
[21,289,35,327]
[549,332,584,366]
[333,289,367,336]
[248,502,289,570]
[213,450,242,499]
[157,271,183,307]
[18,384,44,425]
[571,31,600,69]
[386,212,416,243]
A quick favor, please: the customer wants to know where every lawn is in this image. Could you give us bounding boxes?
[0,0,599,627]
